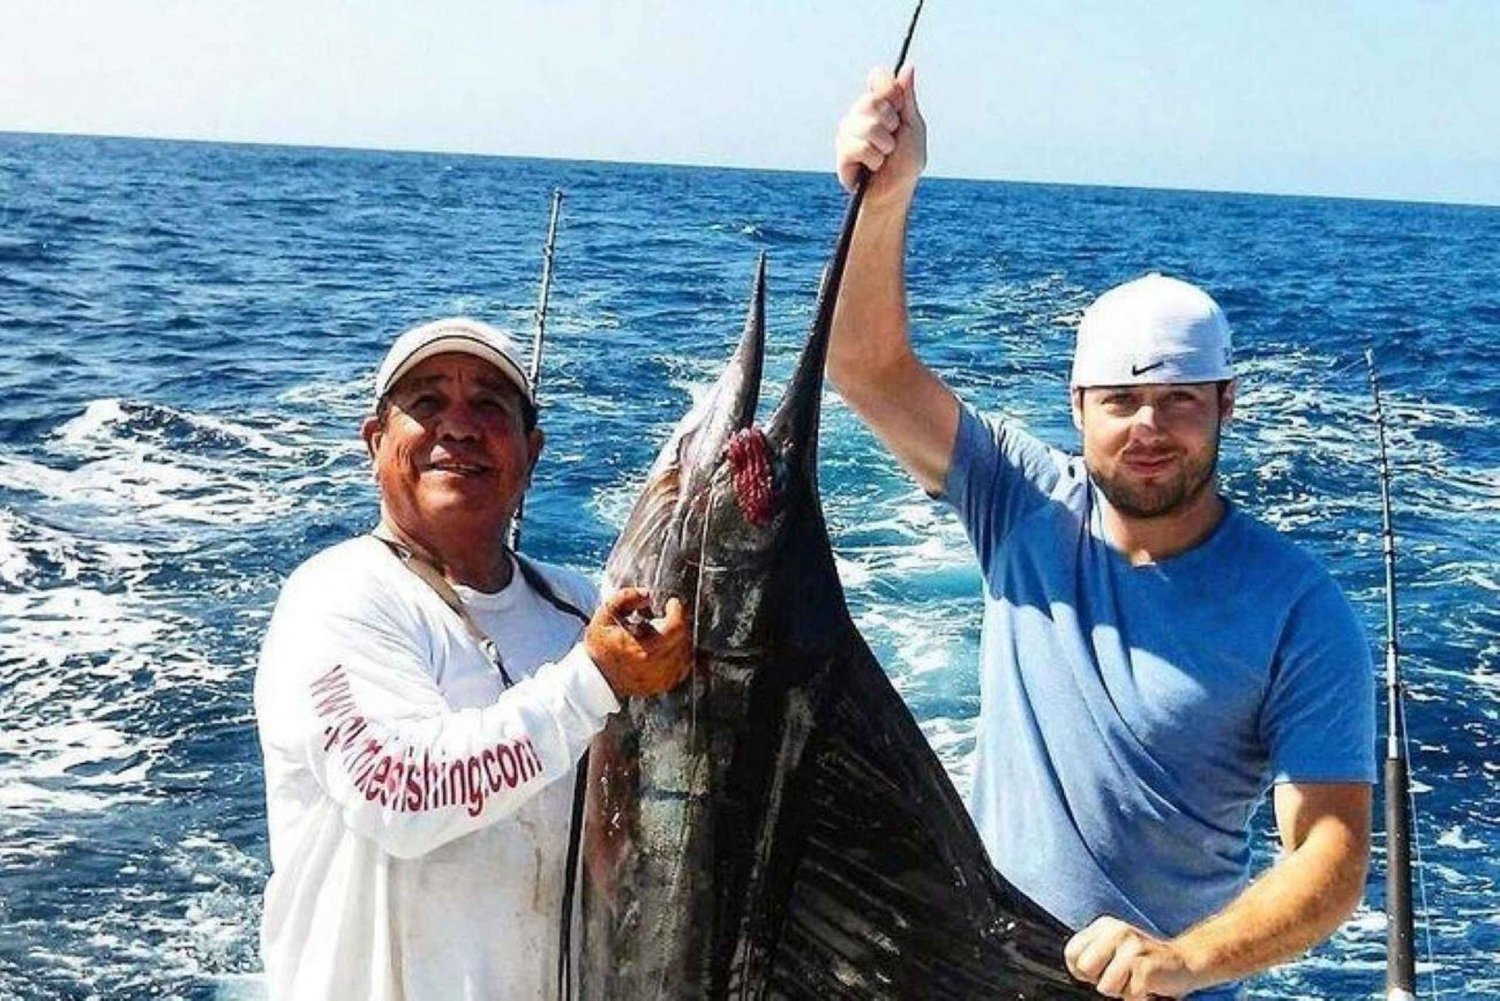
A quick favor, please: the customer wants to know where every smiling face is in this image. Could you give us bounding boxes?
[361,352,542,558]
[1072,380,1235,520]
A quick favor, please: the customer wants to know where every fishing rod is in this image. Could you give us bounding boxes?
[1367,349,1417,1001]
[822,0,924,277]
[509,187,564,553]
[790,0,923,436]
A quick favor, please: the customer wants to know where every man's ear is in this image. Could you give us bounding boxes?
[360,415,382,464]
[1219,378,1238,424]
[526,428,545,480]
[1070,388,1085,432]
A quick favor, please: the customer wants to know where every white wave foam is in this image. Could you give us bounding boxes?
[1437,825,1486,850]
[0,508,152,587]
[0,718,157,784]
[0,651,168,817]
[0,587,166,664]
[58,397,301,460]
[0,507,32,586]
[0,781,121,814]
[213,974,269,1000]
[0,569,238,826]
[192,413,297,460]
[277,376,367,414]
[857,605,971,681]
[3,449,266,524]
[590,473,648,532]
[164,831,267,979]
[55,396,128,443]
[921,716,978,798]
[5,395,334,527]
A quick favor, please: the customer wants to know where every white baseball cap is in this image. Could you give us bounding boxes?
[374,317,532,402]
[1070,274,1235,388]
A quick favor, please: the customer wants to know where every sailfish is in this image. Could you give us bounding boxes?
[568,75,1094,1001]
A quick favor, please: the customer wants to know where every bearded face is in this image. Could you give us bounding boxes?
[1073,382,1234,520]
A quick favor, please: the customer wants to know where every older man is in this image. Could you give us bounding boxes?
[255,318,693,999]
[830,69,1374,999]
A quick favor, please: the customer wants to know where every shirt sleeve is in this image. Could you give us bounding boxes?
[256,563,619,860]
[1260,574,1377,784]
[939,403,1071,583]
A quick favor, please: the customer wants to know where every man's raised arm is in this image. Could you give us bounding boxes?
[830,65,961,496]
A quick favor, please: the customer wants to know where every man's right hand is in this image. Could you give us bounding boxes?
[585,587,693,698]
[835,64,926,209]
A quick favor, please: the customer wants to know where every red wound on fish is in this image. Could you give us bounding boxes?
[726,428,775,526]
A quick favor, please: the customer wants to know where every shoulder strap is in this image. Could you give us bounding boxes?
[513,553,592,627]
[368,530,517,687]
[556,746,590,1001]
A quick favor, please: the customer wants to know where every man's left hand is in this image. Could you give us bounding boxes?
[1064,916,1200,1000]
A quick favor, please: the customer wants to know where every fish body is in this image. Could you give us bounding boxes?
[577,254,1090,999]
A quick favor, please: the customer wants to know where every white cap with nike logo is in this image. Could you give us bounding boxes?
[1069,273,1235,388]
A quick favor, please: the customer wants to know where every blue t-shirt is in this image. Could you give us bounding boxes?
[943,406,1375,999]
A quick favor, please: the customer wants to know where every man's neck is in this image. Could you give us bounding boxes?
[1101,486,1228,567]
[376,515,514,592]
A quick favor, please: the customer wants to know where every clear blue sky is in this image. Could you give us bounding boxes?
[3,0,1496,205]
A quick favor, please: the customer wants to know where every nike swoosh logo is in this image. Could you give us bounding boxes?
[1131,361,1165,376]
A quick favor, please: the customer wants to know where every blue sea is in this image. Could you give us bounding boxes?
[0,133,1496,1000]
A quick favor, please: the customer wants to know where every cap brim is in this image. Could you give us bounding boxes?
[378,334,531,401]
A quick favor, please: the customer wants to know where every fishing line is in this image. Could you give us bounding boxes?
[1402,696,1440,999]
[693,476,720,736]
[1327,354,1372,382]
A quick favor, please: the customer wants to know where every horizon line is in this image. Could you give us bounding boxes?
[4,127,1497,213]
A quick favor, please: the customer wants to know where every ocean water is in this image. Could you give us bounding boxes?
[0,133,1496,1000]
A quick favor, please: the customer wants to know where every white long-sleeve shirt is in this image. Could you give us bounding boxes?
[254,536,618,1000]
